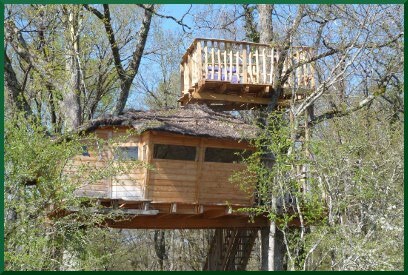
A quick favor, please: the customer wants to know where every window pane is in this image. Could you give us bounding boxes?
[81,145,90,157]
[114,146,138,161]
[204,148,252,163]
[153,144,196,161]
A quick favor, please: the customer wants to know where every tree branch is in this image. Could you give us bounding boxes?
[308,95,375,128]
[136,4,191,31]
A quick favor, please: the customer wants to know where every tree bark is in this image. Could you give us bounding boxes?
[154,230,166,270]
[257,4,273,44]
[4,52,32,116]
[61,5,82,131]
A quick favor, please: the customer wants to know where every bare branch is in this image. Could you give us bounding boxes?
[136,4,191,31]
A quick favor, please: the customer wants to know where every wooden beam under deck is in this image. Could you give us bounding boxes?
[105,213,269,229]
[179,80,309,110]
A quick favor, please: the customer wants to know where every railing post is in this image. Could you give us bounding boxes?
[211,44,215,80]
[223,45,227,81]
[196,41,203,82]
[255,48,259,84]
[204,41,208,81]
[217,43,222,81]
[262,48,266,84]
[229,47,233,82]
[242,48,247,84]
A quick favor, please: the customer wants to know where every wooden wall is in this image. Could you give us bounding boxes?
[147,131,254,206]
[68,127,255,207]
[110,128,146,200]
[67,129,111,198]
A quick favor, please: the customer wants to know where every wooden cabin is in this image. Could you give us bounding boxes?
[179,38,316,111]
[66,105,268,229]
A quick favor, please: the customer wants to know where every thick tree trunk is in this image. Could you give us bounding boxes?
[154,230,166,270]
[257,4,289,271]
[112,5,154,115]
[4,52,32,116]
[61,5,82,131]
[257,5,273,44]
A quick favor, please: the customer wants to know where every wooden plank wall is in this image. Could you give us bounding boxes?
[147,132,200,203]
[110,129,146,200]
[199,139,253,205]
[147,131,254,206]
[68,129,111,198]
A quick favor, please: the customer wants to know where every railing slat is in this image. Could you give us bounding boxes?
[248,51,253,83]
[262,48,266,84]
[229,47,233,82]
[211,44,215,80]
[236,51,240,83]
[204,41,208,82]
[242,48,247,83]
[255,48,259,84]
[223,46,227,82]
[270,48,274,84]
[217,44,222,81]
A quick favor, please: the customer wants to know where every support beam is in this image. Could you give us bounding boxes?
[106,214,268,229]
[191,90,271,105]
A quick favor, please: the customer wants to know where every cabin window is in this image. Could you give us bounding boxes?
[114,146,139,161]
[153,144,196,161]
[204,148,252,163]
[81,145,90,157]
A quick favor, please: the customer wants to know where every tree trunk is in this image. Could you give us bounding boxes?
[154,230,166,270]
[61,5,82,131]
[4,52,32,116]
[112,4,154,115]
[257,4,273,44]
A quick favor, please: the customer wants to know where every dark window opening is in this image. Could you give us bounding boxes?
[114,146,139,161]
[204,147,252,163]
[81,145,90,157]
[153,144,196,161]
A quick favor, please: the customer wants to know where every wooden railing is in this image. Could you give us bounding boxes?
[181,38,315,93]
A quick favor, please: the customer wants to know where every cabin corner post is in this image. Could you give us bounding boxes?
[195,138,205,205]
[143,132,152,200]
[107,130,113,199]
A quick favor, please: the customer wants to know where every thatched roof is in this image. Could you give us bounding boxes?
[80,104,257,140]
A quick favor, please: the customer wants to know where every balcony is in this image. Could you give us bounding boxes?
[179,38,316,111]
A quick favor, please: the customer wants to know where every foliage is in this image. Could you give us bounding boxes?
[4,113,144,270]
[231,102,404,270]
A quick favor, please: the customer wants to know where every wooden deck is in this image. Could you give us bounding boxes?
[179,38,315,110]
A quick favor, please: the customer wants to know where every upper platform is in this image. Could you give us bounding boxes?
[178,38,315,111]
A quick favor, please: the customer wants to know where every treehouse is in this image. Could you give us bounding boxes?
[179,38,316,111]
[66,104,268,229]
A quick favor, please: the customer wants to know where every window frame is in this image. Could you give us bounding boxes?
[203,147,252,163]
[113,145,140,161]
[152,143,198,162]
